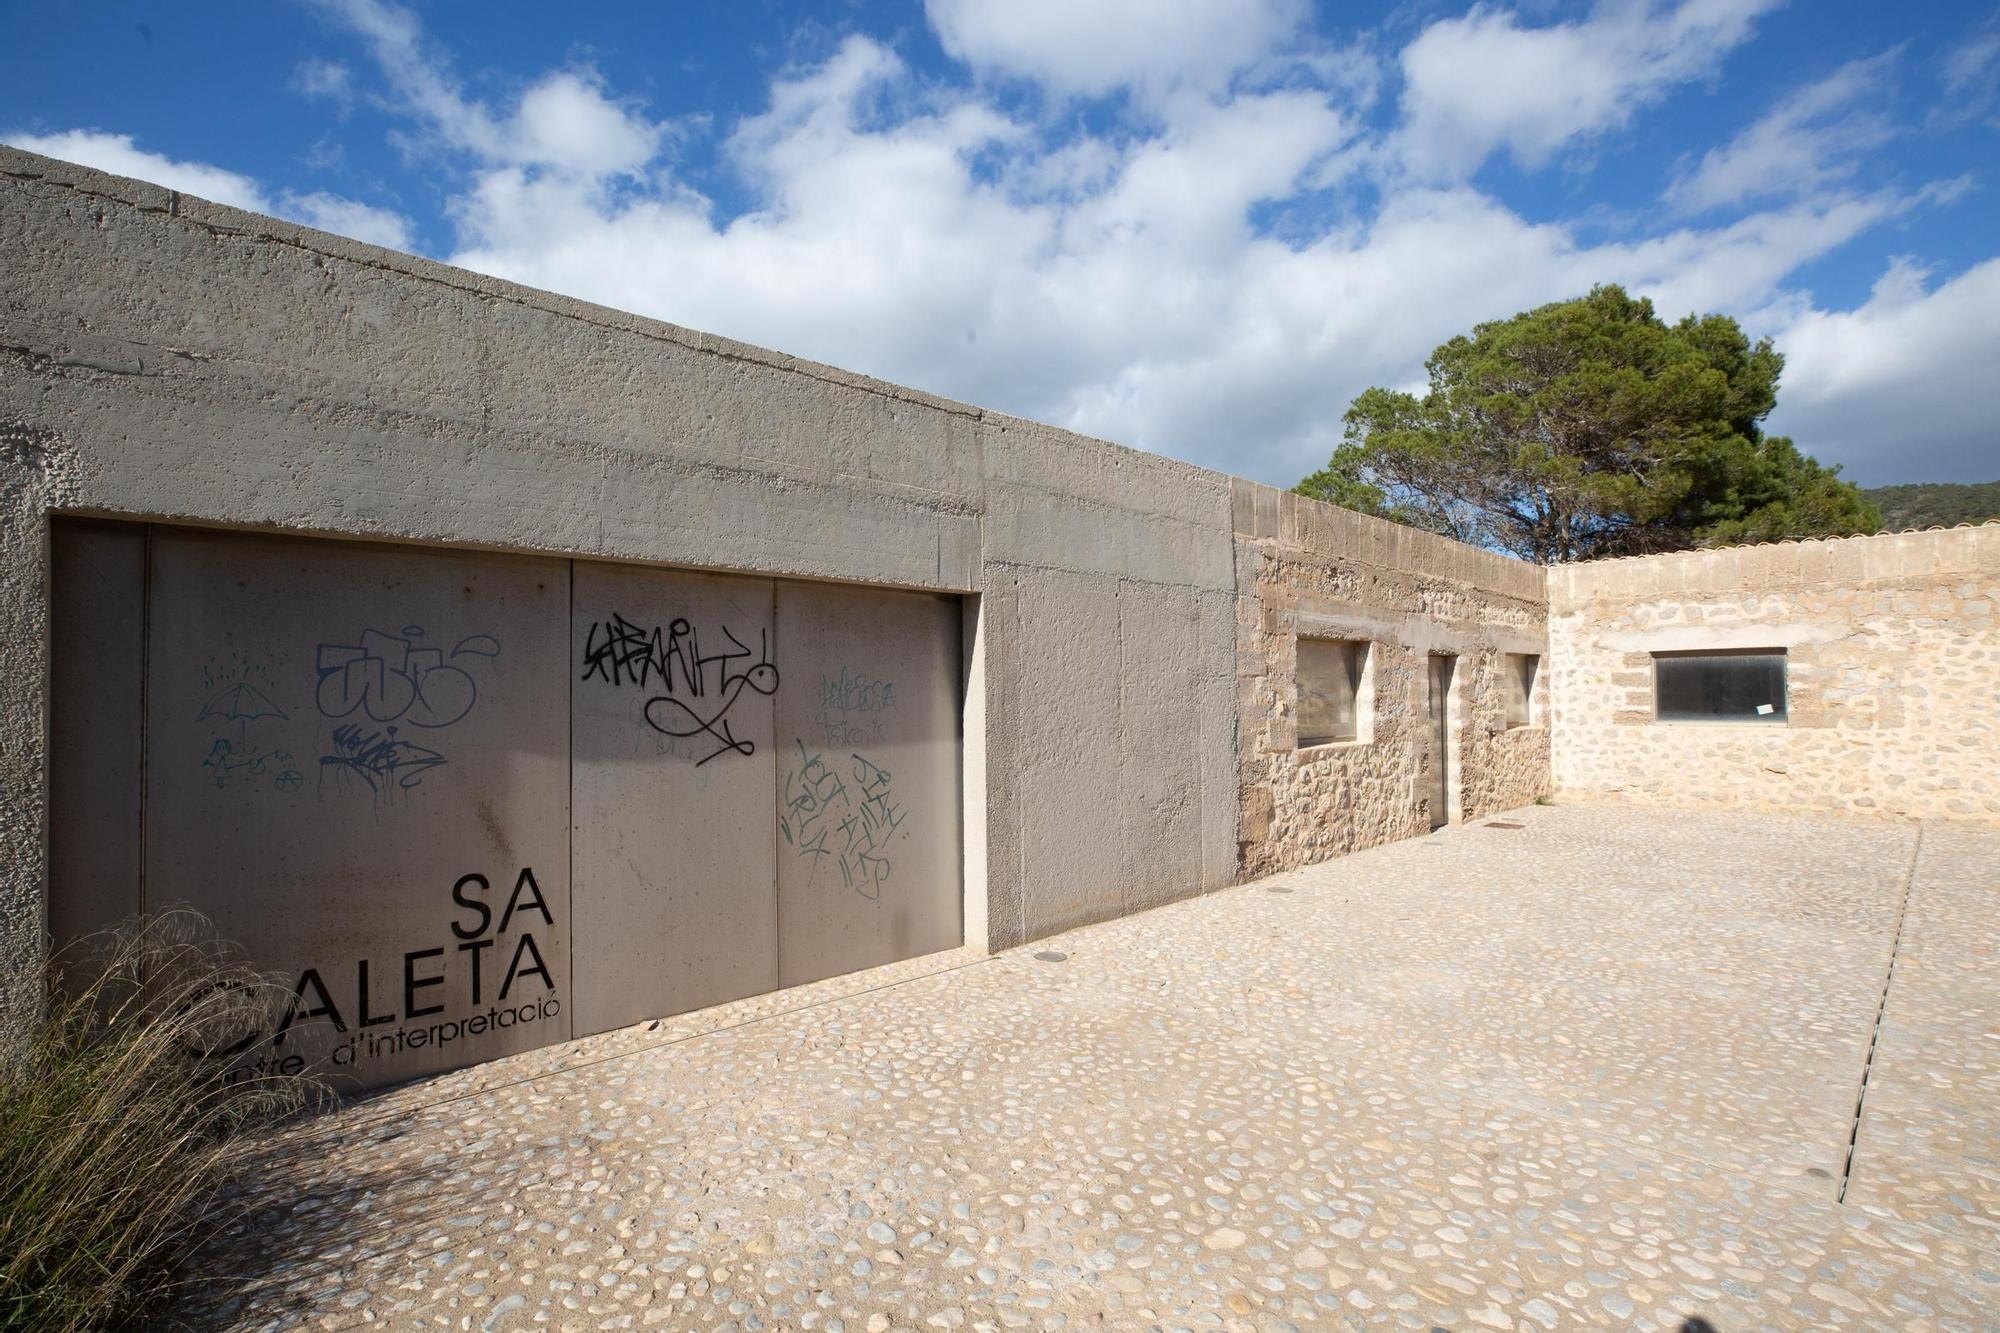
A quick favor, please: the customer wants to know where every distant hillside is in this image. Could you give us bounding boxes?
[1861,480,2000,530]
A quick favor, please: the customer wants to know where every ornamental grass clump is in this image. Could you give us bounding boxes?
[0,912,316,1332]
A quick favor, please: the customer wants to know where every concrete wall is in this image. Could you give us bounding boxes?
[0,146,1249,1048]
[1231,483,1551,876]
[0,147,1568,1075]
[1550,525,2000,822]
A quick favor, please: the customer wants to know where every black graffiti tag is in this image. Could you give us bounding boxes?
[579,613,672,689]
[582,613,779,765]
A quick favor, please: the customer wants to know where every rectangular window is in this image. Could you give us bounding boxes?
[1297,637,1367,746]
[1504,653,1539,728]
[1653,649,1787,723]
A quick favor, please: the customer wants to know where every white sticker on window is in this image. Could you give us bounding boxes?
[1755,703,1774,715]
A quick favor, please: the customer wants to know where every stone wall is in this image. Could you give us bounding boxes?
[1549,525,2000,822]
[1232,483,1551,877]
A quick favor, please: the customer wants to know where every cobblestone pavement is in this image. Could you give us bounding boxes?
[185,804,2000,1331]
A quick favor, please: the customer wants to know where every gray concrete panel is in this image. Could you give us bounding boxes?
[776,584,963,986]
[978,414,1235,541]
[47,519,147,964]
[142,530,571,1089]
[571,563,778,1036]
[1194,587,1242,891]
[1117,579,1209,915]
[1006,567,1125,938]
[972,572,1026,952]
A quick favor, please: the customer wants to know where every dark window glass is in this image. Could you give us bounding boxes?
[1653,649,1787,723]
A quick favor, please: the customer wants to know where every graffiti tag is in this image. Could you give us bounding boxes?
[581,612,779,765]
[780,741,906,899]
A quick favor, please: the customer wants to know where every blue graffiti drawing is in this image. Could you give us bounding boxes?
[779,742,905,900]
[194,679,301,792]
[314,624,496,799]
[780,739,847,865]
[816,666,897,747]
[318,722,448,794]
[201,738,302,791]
[839,753,904,896]
[314,626,499,727]
[197,681,288,733]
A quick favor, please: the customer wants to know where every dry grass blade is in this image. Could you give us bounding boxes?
[0,911,319,1332]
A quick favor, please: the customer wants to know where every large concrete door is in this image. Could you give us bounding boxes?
[775,583,963,987]
[569,570,964,1029]
[48,521,964,1088]
[570,565,780,1037]
[143,530,573,1087]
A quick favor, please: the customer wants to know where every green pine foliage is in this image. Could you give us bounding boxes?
[1861,480,2000,530]
[1296,285,1882,562]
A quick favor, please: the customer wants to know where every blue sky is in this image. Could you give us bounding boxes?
[6,0,1998,488]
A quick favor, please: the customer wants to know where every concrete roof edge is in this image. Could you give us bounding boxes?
[1,144,1266,507]
[3,144,987,419]
[4,143,1642,594]
[1568,518,2000,569]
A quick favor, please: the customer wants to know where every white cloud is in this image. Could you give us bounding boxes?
[281,190,413,250]
[1765,257,2000,485]
[308,0,503,158]
[311,0,663,177]
[292,58,355,115]
[1668,55,1897,213]
[511,72,661,175]
[2,129,412,251]
[428,25,1933,486]
[1944,29,2000,93]
[1397,0,1782,178]
[1604,190,1913,318]
[923,0,1306,98]
[6,129,270,211]
[1936,23,2000,127]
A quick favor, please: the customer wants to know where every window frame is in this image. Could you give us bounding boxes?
[1503,652,1540,729]
[1651,647,1789,725]
[1295,636,1370,749]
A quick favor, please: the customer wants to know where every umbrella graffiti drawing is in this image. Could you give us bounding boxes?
[197,681,289,745]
